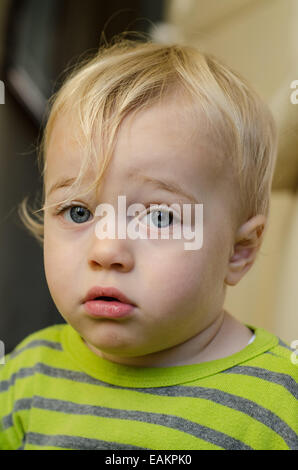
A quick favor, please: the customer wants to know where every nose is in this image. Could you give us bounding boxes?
[88,234,134,273]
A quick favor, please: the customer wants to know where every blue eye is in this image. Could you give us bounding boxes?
[69,206,91,224]
[57,205,92,224]
[140,206,179,229]
[149,209,173,228]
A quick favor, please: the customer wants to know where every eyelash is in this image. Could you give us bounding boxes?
[53,202,182,228]
[54,203,91,218]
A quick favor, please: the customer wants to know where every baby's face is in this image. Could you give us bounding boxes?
[43,98,237,366]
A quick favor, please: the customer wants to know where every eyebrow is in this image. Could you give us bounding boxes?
[46,177,76,198]
[128,170,198,204]
[46,172,198,204]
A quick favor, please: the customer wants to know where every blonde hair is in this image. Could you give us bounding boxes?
[19,35,278,245]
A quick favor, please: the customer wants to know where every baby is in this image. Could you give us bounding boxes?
[1,38,297,450]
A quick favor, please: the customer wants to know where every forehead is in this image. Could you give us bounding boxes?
[45,113,87,178]
[45,97,228,195]
[114,99,224,177]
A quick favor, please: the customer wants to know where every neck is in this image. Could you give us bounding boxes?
[85,310,228,367]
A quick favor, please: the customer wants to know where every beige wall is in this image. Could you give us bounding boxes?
[162,0,298,191]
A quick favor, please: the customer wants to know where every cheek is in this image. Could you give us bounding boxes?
[44,232,63,279]
[43,236,61,303]
[140,227,228,311]
[140,246,208,306]
[43,225,76,302]
[43,235,81,321]
[44,216,80,271]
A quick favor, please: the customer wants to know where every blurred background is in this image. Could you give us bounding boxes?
[0,0,297,354]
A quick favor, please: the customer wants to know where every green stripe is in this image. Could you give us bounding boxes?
[222,366,298,399]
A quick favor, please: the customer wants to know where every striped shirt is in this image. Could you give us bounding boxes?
[0,323,297,450]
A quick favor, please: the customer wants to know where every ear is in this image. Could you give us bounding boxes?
[224,214,266,286]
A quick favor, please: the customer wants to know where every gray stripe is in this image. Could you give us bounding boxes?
[0,363,103,393]
[278,339,292,351]
[222,365,298,399]
[0,366,39,393]
[36,362,103,385]
[1,340,63,392]
[26,432,149,450]
[265,351,280,358]
[31,396,252,450]
[2,398,32,430]
[9,339,63,360]
[2,412,13,429]
[136,385,298,449]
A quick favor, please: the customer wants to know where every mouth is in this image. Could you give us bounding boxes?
[83,286,136,308]
[94,296,119,302]
[83,288,136,319]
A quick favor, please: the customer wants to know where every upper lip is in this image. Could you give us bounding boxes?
[83,286,136,306]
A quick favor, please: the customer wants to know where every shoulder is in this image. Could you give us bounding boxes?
[215,330,298,449]
[221,329,297,427]
[8,323,66,360]
[256,336,298,387]
[0,324,67,381]
[228,328,298,391]
[245,332,298,381]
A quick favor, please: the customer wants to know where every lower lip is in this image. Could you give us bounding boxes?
[84,300,135,318]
